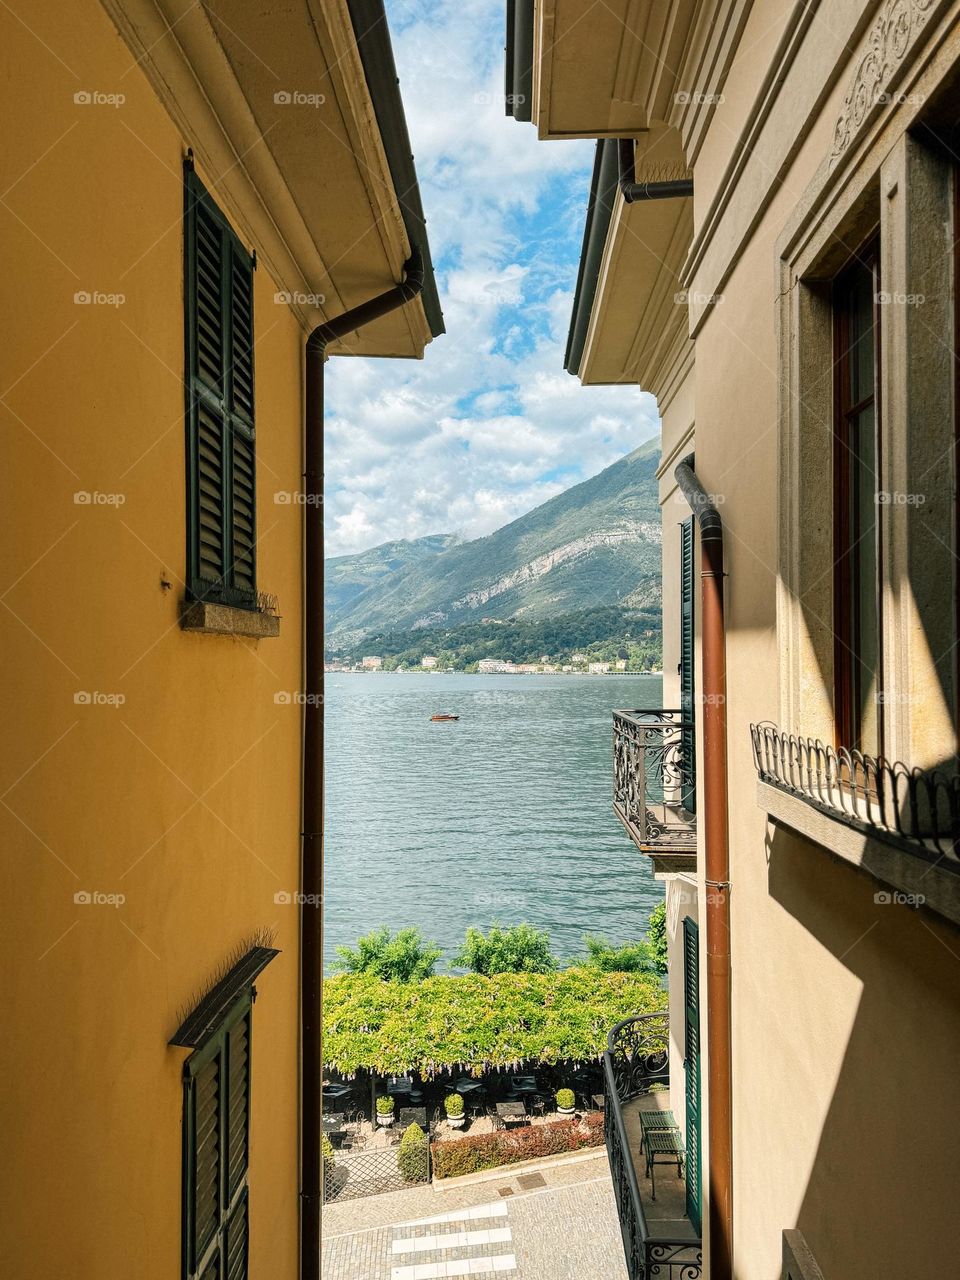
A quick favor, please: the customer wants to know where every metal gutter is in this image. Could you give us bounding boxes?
[344,0,444,338]
[617,138,694,203]
[504,0,534,121]
[564,138,619,376]
[300,249,426,1280]
[673,453,732,1280]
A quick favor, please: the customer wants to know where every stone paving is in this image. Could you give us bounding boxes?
[321,1151,628,1280]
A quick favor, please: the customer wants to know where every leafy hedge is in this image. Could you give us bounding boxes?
[431,1114,605,1179]
[322,967,666,1077]
[398,1123,429,1184]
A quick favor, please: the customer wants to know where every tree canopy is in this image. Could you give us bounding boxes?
[334,926,442,983]
[454,923,557,975]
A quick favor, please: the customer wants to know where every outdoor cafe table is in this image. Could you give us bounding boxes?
[322,1113,346,1132]
[455,1078,485,1096]
[399,1107,427,1130]
[496,1102,528,1127]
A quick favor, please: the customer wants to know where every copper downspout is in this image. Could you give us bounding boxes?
[300,249,425,1280]
[674,453,732,1280]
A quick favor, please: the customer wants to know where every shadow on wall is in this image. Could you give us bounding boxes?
[766,823,960,1280]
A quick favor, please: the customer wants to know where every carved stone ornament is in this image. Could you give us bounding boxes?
[831,0,936,160]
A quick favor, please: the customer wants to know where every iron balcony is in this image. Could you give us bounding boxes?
[613,710,697,873]
[603,1012,702,1280]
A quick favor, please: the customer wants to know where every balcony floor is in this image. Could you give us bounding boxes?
[621,1091,699,1240]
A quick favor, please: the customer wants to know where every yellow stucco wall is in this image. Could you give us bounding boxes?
[0,3,303,1276]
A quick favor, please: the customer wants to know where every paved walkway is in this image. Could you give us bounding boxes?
[321,1151,628,1280]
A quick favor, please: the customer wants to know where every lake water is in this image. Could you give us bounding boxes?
[323,672,665,973]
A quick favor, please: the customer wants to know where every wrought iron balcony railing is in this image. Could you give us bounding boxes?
[614,710,697,871]
[603,1013,702,1280]
[750,721,960,865]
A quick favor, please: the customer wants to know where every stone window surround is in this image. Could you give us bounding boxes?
[770,97,958,917]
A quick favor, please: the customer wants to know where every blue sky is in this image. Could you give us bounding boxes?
[323,0,660,555]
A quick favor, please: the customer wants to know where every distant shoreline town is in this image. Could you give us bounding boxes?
[325,654,662,676]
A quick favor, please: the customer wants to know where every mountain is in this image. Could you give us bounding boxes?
[325,533,461,620]
[325,438,661,642]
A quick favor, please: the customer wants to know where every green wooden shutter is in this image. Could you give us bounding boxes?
[183,998,251,1280]
[185,163,257,608]
[191,1054,222,1271]
[680,517,696,812]
[683,916,702,1234]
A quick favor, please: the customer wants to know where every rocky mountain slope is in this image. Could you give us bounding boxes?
[325,438,661,642]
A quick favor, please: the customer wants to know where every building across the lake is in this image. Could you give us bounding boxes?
[1,3,441,1278]
[508,2,960,1278]
[421,655,439,669]
[361,656,383,670]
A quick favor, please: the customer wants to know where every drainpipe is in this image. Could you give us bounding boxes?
[673,453,732,1280]
[617,138,693,203]
[300,248,425,1280]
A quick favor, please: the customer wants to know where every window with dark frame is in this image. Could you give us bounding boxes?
[182,995,251,1280]
[833,239,883,757]
[184,160,257,609]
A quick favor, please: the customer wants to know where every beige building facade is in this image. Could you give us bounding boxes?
[508,1,960,1276]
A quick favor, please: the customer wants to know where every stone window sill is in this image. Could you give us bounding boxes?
[757,780,960,928]
[180,599,280,638]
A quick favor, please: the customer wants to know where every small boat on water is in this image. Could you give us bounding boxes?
[430,713,459,722]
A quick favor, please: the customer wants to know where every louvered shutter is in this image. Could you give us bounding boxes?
[683,916,702,1234]
[679,517,696,812]
[185,164,256,607]
[191,1054,222,1270]
[223,1192,249,1280]
[183,999,252,1280]
[225,1012,250,1200]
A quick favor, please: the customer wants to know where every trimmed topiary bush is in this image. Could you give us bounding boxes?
[398,1123,429,1184]
[444,1093,464,1118]
[556,1088,576,1111]
[376,1095,395,1116]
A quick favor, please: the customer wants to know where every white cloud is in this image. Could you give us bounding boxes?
[323,0,660,556]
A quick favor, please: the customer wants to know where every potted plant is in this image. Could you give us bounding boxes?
[556,1088,576,1116]
[376,1095,395,1127]
[444,1093,466,1129]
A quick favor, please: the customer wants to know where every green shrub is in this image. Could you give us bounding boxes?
[647,903,668,975]
[556,1088,576,1110]
[375,1095,394,1116]
[444,1093,464,1117]
[454,924,557,975]
[334,926,443,983]
[431,1117,604,1180]
[582,934,654,973]
[321,1133,336,1171]
[398,1123,429,1184]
